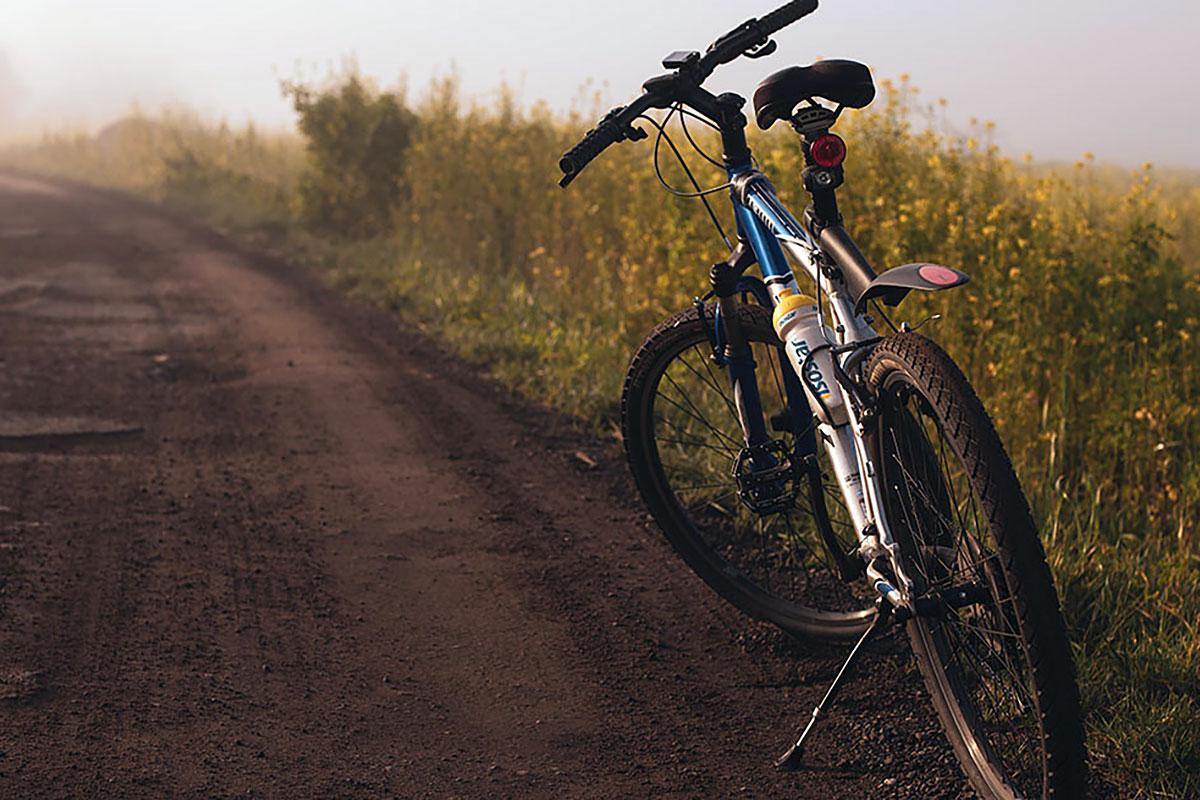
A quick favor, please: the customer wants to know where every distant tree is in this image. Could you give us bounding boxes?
[282,69,417,238]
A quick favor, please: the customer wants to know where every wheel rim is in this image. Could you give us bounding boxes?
[646,325,874,625]
[879,375,1047,798]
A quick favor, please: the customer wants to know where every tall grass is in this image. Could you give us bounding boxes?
[4,71,1198,797]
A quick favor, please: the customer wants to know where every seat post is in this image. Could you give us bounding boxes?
[792,117,844,228]
[803,160,842,227]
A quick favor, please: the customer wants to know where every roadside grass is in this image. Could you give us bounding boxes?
[4,72,1199,798]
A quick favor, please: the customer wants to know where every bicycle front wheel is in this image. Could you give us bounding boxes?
[866,333,1087,799]
[622,303,875,639]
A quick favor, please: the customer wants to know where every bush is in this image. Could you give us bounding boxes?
[282,70,416,238]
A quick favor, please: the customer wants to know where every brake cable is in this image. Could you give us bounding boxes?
[677,107,726,169]
[644,107,730,198]
[638,106,733,251]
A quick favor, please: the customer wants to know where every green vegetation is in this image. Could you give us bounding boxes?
[4,70,1199,797]
[283,73,418,237]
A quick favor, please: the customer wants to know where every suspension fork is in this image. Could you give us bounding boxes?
[712,272,820,456]
[710,246,772,450]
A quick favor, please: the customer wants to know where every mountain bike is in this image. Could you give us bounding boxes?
[557,3,1087,798]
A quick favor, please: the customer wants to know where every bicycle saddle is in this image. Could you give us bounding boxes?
[753,60,876,129]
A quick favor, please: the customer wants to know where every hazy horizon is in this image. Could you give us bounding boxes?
[2,1,1198,169]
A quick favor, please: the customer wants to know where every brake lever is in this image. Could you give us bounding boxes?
[744,39,778,59]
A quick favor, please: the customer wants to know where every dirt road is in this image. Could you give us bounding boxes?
[0,174,967,798]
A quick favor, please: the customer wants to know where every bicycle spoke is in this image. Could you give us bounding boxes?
[880,380,1048,795]
[655,385,741,451]
[679,345,741,421]
[656,433,738,456]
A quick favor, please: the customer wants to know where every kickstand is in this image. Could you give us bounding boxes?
[775,598,894,770]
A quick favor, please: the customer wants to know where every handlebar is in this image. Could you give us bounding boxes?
[558,0,819,187]
[757,0,820,43]
[698,0,817,76]
[557,95,657,184]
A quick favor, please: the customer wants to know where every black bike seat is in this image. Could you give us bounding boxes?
[753,60,876,129]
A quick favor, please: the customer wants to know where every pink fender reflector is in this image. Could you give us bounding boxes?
[918,264,963,286]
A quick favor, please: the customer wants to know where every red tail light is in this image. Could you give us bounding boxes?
[809,133,846,168]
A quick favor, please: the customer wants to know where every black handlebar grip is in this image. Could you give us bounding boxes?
[559,131,604,175]
[558,118,621,186]
[758,0,818,36]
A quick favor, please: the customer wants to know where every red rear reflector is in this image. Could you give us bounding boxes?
[810,133,847,168]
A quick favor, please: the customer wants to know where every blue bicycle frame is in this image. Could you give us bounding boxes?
[713,153,918,610]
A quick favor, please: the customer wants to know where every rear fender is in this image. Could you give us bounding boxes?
[853,263,969,314]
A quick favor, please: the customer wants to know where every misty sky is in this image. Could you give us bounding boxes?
[2,1,1198,167]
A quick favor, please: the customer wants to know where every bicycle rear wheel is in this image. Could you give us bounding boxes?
[867,333,1087,799]
[622,303,874,639]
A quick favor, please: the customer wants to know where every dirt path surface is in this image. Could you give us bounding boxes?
[0,174,969,799]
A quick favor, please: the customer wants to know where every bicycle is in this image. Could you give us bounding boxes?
[557,2,1087,798]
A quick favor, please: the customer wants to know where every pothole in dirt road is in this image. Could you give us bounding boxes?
[141,352,248,385]
[0,263,157,322]
[0,227,43,240]
[0,278,48,306]
[0,669,48,704]
[0,413,144,453]
[0,175,68,197]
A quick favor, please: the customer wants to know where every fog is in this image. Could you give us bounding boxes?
[2,0,1198,167]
